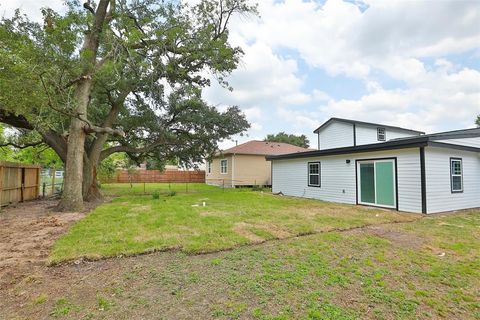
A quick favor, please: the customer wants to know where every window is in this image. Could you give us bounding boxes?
[207,161,211,174]
[450,158,463,193]
[220,159,228,174]
[377,127,386,141]
[308,162,321,187]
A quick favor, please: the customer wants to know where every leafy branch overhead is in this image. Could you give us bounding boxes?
[0,0,256,202]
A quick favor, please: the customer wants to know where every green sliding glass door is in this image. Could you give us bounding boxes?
[358,160,396,208]
[360,163,375,204]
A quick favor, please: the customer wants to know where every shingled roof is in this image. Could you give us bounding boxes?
[219,140,310,156]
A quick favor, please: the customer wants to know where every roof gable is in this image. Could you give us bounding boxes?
[267,127,480,161]
[313,117,425,135]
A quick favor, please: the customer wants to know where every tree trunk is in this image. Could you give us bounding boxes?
[57,81,91,211]
[56,0,111,211]
[83,158,103,202]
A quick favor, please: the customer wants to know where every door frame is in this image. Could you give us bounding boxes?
[355,157,399,210]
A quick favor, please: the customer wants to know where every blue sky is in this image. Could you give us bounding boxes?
[3,0,480,149]
[201,0,480,149]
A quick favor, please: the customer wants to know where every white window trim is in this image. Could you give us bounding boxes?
[308,161,321,187]
[450,158,463,193]
[357,159,397,210]
[220,159,228,174]
[377,127,386,141]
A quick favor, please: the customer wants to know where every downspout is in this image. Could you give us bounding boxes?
[232,153,235,188]
[420,147,427,214]
[353,124,357,146]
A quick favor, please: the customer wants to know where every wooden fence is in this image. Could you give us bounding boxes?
[112,169,205,183]
[0,161,41,206]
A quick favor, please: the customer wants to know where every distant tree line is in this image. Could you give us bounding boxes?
[265,132,309,148]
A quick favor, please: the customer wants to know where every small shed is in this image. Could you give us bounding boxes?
[0,161,41,207]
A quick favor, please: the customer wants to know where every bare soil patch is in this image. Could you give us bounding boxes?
[347,224,425,249]
[233,222,265,243]
[0,200,87,290]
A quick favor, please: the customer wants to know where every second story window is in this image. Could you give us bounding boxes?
[377,127,386,141]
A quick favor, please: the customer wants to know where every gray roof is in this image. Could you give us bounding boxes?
[389,127,480,141]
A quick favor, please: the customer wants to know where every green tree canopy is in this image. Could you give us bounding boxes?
[476,115,480,127]
[265,132,310,148]
[0,0,255,209]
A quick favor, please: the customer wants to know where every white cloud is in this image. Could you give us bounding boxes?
[231,0,480,81]
[319,66,480,133]
[312,89,331,102]
[243,107,263,121]
[1,0,65,21]
[5,0,479,138]
[204,41,308,107]
[221,0,480,133]
[278,108,320,132]
[250,122,263,131]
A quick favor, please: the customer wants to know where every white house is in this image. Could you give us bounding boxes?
[267,118,480,214]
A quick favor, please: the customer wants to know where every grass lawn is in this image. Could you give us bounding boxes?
[2,183,479,319]
[50,183,417,263]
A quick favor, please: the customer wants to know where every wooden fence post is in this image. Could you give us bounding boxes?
[36,167,40,198]
[51,167,56,196]
[0,165,3,209]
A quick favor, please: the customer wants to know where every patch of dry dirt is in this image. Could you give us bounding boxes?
[347,224,425,249]
[0,200,88,290]
[232,221,293,243]
[254,222,292,239]
[233,222,265,243]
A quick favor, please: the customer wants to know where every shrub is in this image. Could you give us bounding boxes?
[167,191,177,197]
[152,191,160,199]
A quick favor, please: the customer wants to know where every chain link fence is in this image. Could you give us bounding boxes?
[40,168,64,198]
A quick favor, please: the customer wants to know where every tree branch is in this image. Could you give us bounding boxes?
[100,138,167,161]
[0,110,34,130]
[0,141,44,149]
[84,124,125,137]
[83,1,95,15]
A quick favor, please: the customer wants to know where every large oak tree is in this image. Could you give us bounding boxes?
[0,0,254,211]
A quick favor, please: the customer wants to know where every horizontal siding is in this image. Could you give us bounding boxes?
[318,121,354,150]
[206,156,233,187]
[355,124,420,146]
[425,147,480,213]
[272,148,422,213]
[436,137,480,148]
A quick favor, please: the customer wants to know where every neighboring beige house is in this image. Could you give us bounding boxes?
[206,140,310,187]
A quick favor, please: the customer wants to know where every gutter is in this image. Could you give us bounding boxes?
[266,136,480,161]
[266,138,430,161]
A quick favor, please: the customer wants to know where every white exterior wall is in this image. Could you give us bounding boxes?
[317,121,420,150]
[318,121,354,150]
[272,148,422,213]
[355,124,420,145]
[436,137,480,148]
[425,147,480,213]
